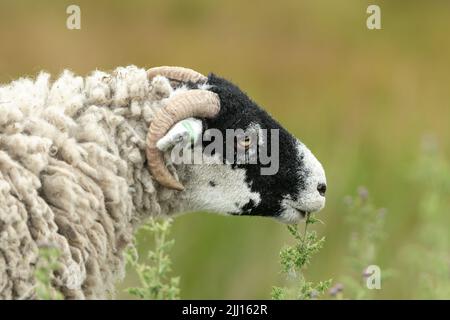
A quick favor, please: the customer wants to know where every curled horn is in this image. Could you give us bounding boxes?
[147,66,208,84]
[146,89,220,191]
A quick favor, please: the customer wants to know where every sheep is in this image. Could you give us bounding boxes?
[0,65,326,299]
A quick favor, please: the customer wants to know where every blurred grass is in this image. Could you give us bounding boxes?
[1,0,449,299]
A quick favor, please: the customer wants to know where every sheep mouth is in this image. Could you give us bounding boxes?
[292,207,307,218]
[283,197,325,217]
[277,205,309,224]
[284,202,309,217]
[298,209,307,217]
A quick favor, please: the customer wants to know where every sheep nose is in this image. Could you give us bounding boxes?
[317,183,327,197]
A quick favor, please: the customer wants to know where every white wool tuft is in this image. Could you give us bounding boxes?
[0,66,180,299]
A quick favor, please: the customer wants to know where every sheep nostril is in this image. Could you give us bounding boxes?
[317,183,327,196]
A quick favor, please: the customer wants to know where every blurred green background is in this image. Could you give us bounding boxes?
[1,0,449,299]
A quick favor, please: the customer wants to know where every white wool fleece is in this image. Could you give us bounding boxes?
[0,66,184,299]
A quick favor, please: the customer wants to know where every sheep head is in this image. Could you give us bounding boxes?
[146,66,326,223]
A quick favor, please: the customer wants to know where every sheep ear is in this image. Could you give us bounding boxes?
[156,118,203,151]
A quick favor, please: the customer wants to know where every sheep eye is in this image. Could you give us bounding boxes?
[238,136,253,149]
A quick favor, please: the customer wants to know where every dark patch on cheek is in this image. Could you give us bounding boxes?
[241,199,255,215]
[238,132,306,218]
[209,181,216,187]
[231,199,256,216]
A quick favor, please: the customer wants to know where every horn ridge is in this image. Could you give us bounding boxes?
[147,66,207,84]
[146,89,220,190]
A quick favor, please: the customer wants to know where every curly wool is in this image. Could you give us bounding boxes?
[0,66,183,299]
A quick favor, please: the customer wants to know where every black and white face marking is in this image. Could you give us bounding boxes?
[171,74,326,224]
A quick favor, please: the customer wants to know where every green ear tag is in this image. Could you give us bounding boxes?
[181,121,196,144]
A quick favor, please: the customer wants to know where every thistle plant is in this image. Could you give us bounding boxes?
[34,246,63,300]
[272,214,332,300]
[125,217,180,300]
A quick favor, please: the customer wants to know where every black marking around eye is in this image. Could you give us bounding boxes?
[203,74,309,218]
[209,181,216,187]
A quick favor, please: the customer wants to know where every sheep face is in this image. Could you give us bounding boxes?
[175,74,326,224]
